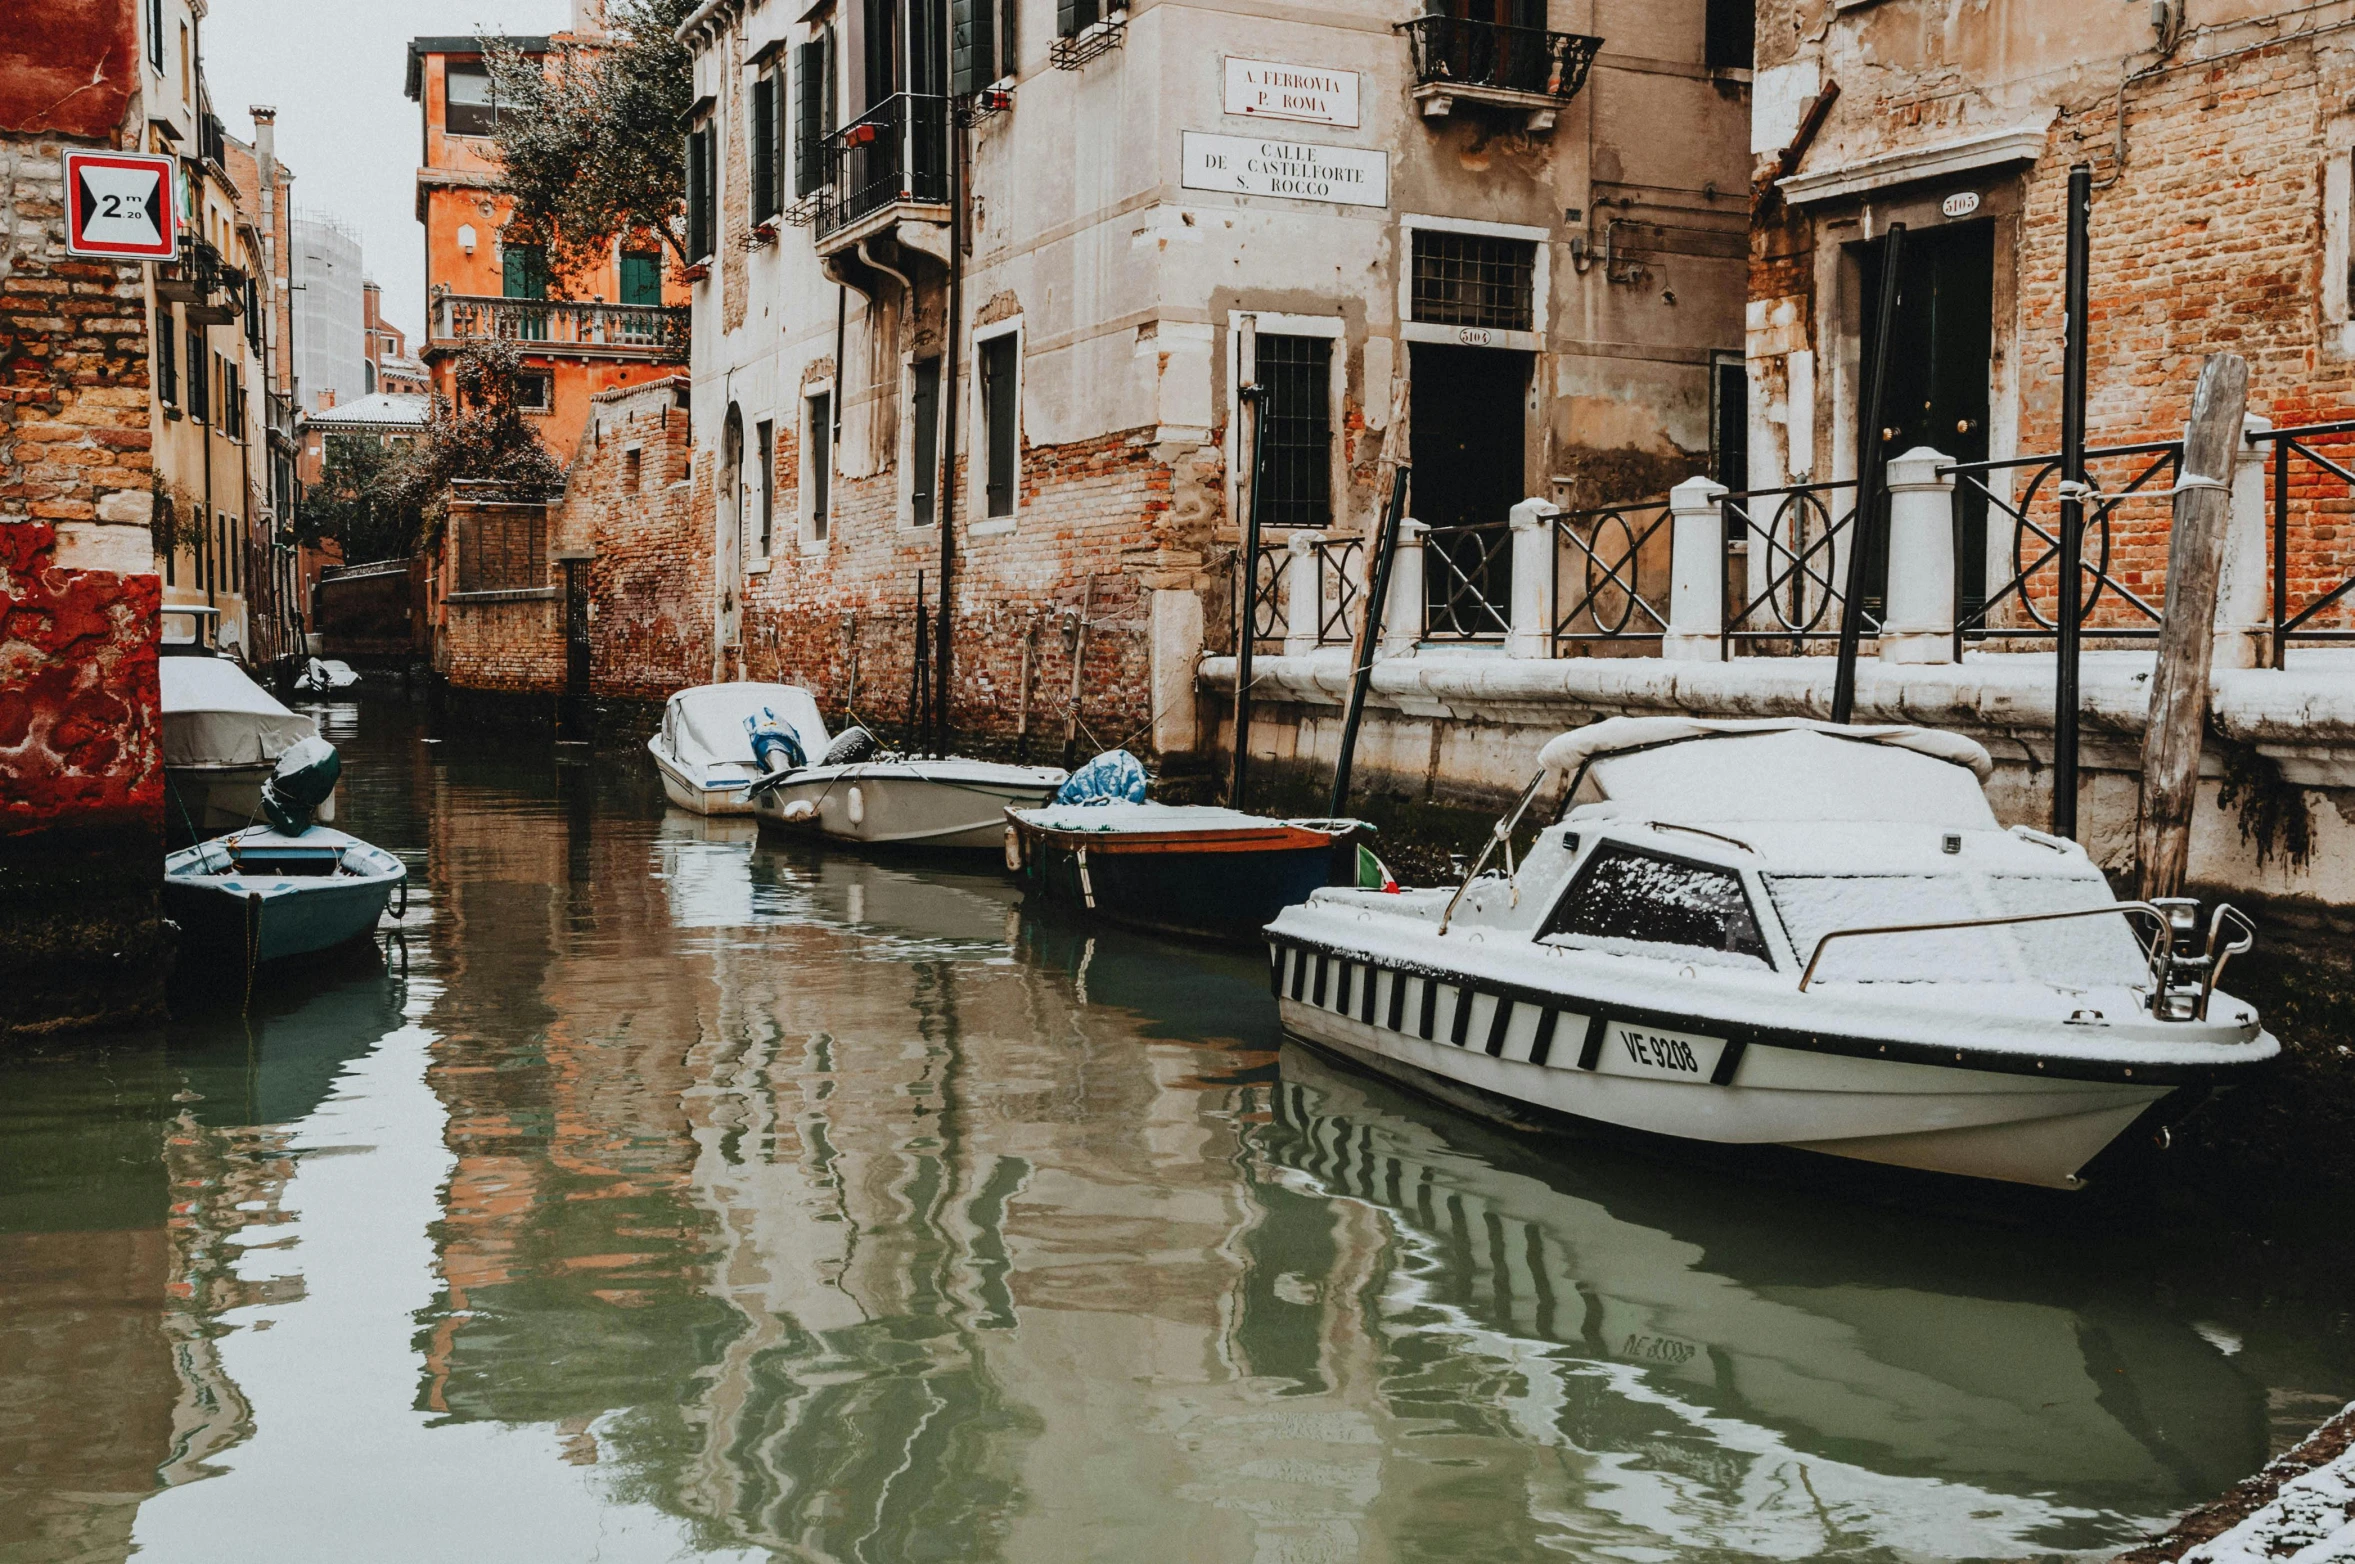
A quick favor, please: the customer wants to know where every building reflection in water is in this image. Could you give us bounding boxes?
[6,706,2344,1564]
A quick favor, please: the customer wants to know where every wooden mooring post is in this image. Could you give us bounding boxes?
[2136,352,2250,901]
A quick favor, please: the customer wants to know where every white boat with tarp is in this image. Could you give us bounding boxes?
[648,683,833,816]
[162,654,335,838]
[752,733,1068,851]
[1265,716,2278,1190]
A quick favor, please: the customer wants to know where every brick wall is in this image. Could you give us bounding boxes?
[0,94,169,1035]
[435,497,565,693]
[578,377,709,702]
[735,419,1184,759]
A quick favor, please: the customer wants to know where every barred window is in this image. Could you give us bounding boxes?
[1411,229,1536,332]
[1254,333,1332,529]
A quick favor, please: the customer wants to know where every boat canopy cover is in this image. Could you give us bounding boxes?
[160,656,315,768]
[666,683,830,765]
[1544,717,2000,829]
[1539,716,1993,781]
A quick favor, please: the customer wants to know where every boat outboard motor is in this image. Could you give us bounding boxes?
[745,709,806,776]
[261,736,341,835]
[823,726,878,766]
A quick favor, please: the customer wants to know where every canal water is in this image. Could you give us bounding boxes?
[5,700,2353,1564]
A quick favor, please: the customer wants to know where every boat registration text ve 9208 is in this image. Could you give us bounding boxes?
[1600,1021,1727,1082]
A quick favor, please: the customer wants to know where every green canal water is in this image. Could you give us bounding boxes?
[4,699,2352,1563]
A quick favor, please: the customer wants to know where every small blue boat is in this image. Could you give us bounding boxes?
[164,825,408,966]
[162,735,406,968]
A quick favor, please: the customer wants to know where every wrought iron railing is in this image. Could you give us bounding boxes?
[431,293,689,355]
[1718,478,1872,655]
[1395,16,1602,102]
[1422,522,1511,641]
[1230,543,1288,653]
[1943,440,2177,654]
[817,93,951,240]
[1311,535,1364,646]
[1552,498,1671,649]
[2247,419,2355,665]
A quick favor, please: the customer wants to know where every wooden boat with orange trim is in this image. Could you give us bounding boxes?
[1004,802,1369,944]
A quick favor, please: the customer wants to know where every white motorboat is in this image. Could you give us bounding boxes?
[755,747,1068,851]
[648,683,831,816]
[163,654,335,837]
[1265,716,2278,1190]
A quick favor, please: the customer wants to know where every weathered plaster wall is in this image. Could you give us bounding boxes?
[0,2,169,1038]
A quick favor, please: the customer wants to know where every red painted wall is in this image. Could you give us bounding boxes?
[0,0,136,139]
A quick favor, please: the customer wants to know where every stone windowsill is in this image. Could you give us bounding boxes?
[447,586,561,604]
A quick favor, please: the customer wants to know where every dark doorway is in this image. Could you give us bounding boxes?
[1411,343,1528,636]
[1856,219,1993,618]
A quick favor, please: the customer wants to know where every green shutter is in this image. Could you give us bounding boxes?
[794,41,822,195]
[751,75,777,222]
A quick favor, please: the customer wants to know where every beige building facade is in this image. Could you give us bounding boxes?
[676,0,1752,755]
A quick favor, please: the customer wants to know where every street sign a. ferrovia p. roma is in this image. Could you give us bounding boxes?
[63,149,177,260]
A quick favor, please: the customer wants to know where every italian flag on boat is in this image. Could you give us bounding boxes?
[1356,845,1398,892]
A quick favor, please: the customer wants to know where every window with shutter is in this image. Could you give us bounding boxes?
[751,76,778,223]
[1056,0,1100,39]
[1000,0,1018,79]
[158,321,177,406]
[910,359,941,528]
[793,40,823,195]
[981,333,1019,518]
[951,0,994,96]
[146,0,163,72]
[807,392,833,543]
[756,419,775,555]
[686,125,714,260]
[621,251,662,305]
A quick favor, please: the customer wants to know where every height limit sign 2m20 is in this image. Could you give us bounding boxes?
[63,149,177,261]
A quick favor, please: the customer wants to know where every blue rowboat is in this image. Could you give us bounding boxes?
[164,825,408,967]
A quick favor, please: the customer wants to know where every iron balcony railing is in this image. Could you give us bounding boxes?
[430,293,689,356]
[816,93,951,240]
[1718,477,1874,656]
[1553,497,1672,650]
[1421,522,1511,641]
[1396,15,1603,103]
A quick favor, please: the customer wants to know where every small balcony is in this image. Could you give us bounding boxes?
[427,294,689,361]
[1397,15,1603,131]
[815,93,951,254]
[157,237,243,325]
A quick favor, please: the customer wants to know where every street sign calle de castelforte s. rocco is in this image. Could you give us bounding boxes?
[1180,132,1389,209]
[62,149,178,260]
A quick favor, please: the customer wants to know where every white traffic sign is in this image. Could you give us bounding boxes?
[63,149,177,260]
[1223,58,1360,128]
[1181,132,1388,209]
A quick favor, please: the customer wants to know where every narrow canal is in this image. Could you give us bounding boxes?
[6,698,2353,1563]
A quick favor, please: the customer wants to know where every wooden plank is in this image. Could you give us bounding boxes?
[2136,352,2249,902]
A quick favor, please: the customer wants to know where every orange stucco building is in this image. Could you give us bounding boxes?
[404,6,687,461]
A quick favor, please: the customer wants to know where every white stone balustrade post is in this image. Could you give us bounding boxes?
[1506,498,1555,658]
[1282,531,1321,657]
[1380,518,1426,657]
[1877,446,1958,665]
[1662,476,1729,661]
[2216,411,2271,670]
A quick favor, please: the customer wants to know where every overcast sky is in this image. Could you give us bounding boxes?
[200,0,569,347]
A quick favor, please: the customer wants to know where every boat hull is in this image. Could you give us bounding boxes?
[648,741,758,816]
[166,763,337,837]
[1266,942,2214,1190]
[1013,820,1346,944]
[164,868,398,965]
[758,766,1064,849]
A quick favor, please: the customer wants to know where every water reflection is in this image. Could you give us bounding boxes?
[0,700,2346,1564]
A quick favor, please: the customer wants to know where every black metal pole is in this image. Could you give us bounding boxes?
[1229,383,1270,811]
[1328,463,1410,818]
[906,569,927,752]
[1831,221,1905,724]
[932,102,966,758]
[2054,163,2092,840]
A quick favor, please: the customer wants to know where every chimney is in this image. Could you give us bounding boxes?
[251,107,281,364]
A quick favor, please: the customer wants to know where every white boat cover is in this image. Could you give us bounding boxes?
[665,682,830,765]
[161,657,314,768]
[1538,716,1993,781]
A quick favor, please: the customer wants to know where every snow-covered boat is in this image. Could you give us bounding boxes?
[753,739,1068,851]
[163,739,405,967]
[648,683,832,816]
[1265,716,2278,1190]
[163,654,335,838]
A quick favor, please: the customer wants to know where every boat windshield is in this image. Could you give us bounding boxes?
[1767,874,2148,988]
[1541,843,1772,967]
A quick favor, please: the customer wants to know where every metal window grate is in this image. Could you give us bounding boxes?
[1411,229,1536,332]
[1254,334,1331,529]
